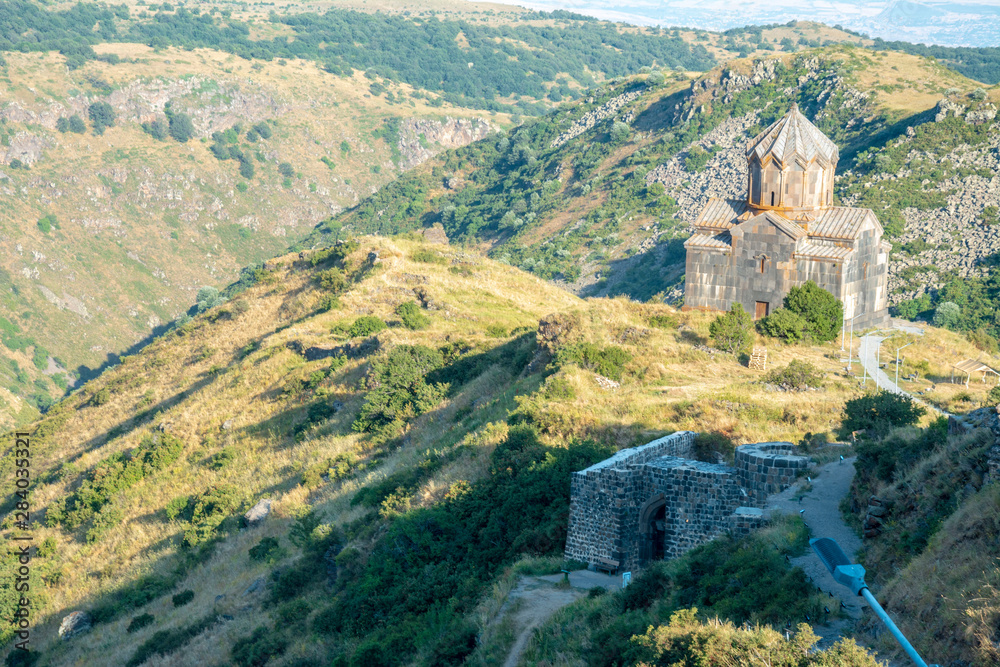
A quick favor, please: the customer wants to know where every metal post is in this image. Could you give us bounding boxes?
[860,588,929,667]
[876,340,881,390]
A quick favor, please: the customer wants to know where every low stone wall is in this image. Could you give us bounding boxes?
[735,442,810,508]
[730,507,767,538]
[565,435,811,572]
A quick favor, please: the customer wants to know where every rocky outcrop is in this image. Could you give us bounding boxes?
[244,498,272,526]
[551,87,646,147]
[2,133,50,166]
[58,611,92,640]
[397,117,491,170]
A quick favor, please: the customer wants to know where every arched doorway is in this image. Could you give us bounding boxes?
[638,495,667,566]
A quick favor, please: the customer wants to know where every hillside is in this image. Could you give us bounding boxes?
[0,0,736,429]
[3,1,997,432]
[308,45,999,345]
[1,232,950,666]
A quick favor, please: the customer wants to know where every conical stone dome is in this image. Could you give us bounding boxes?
[745,104,838,212]
[748,103,838,168]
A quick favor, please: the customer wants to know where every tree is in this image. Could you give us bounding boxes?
[783,281,842,342]
[68,115,87,133]
[756,308,808,342]
[709,303,753,354]
[609,121,630,145]
[196,287,225,312]
[88,102,116,135]
[168,113,195,142]
[142,119,168,140]
[842,390,925,438]
[932,301,960,329]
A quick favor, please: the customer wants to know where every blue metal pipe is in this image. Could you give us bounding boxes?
[860,588,928,667]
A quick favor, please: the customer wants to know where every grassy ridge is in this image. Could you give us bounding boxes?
[0,234,876,665]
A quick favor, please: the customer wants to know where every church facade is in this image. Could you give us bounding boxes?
[683,104,889,328]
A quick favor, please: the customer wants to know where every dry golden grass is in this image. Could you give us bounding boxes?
[0,43,506,427]
[17,235,990,664]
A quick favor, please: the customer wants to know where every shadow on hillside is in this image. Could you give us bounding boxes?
[837,107,937,168]
[584,238,686,301]
[64,374,217,466]
[633,88,689,133]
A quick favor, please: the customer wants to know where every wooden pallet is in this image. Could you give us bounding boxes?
[748,347,767,371]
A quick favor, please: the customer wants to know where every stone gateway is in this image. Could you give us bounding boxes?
[683,104,889,328]
[564,432,809,572]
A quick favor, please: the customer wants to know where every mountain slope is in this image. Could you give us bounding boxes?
[2,234,876,665]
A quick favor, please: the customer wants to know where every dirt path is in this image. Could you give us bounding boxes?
[766,455,868,645]
[502,571,619,667]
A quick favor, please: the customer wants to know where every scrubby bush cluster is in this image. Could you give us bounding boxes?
[556,342,632,380]
[757,281,842,343]
[46,433,185,533]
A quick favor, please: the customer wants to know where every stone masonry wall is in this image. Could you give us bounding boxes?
[565,437,810,572]
[735,442,811,508]
[564,432,695,567]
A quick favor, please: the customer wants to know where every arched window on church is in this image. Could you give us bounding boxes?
[863,262,869,279]
[760,257,767,273]
[770,191,775,206]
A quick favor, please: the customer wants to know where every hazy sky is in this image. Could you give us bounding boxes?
[495,0,1000,46]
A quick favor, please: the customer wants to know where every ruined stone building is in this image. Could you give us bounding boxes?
[683,104,889,328]
[564,432,809,572]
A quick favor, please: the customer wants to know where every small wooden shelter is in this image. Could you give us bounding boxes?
[951,359,1000,388]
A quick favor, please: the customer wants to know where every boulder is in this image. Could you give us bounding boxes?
[244,499,272,527]
[58,611,92,640]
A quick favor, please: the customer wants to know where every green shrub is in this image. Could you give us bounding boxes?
[854,417,946,483]
[182,484,241,548]
[709,303,753,354]
[783,281,842,342]
[209,447,237,470]
[126,615,218,666]
[692,432,735,463]
[126,613,155,634]
[411,248,446,264]
[648,314,677,329]
[88,101,116,135]
[396,301,430,330]
[628,609,878,665]
[231,626,288,667]
[172,590,195,607]
[86,504,125,543]
[249,537,283,563]
[932,301,961,329]
[353,345,447,437]
[90,388,111,406]
[988,385,1000,404]
[275,599,313,625]
[543,376,575,400]
[36,536,57,559]
[556,343,632,381]
[842,390,926,439]
[348,316,387,338]
[765,360,823,388]
[756,308,808,342]
[165,496,190,521]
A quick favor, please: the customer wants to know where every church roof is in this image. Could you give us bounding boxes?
[684,231,732,250]
[795,242,855,261]
[747,103,839,168]
[692,198,878,241]
[694,198,748,231]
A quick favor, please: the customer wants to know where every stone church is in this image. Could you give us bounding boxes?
[683,104,889,327]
